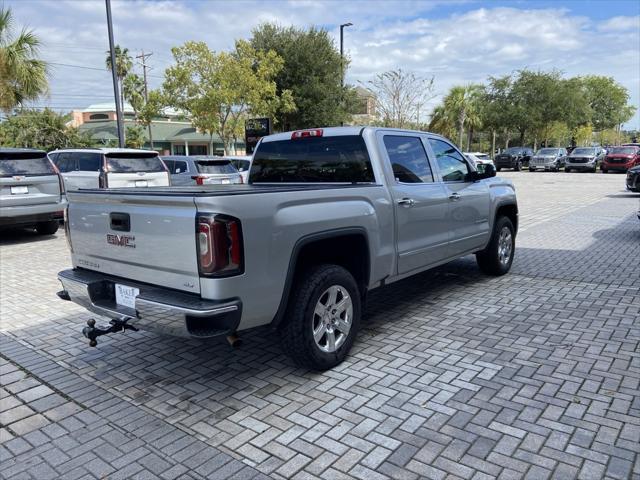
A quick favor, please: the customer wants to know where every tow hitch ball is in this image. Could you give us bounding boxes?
[82,318,138,347]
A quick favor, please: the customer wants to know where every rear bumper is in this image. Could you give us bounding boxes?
[57,268,241,338]
[0,200,66,226]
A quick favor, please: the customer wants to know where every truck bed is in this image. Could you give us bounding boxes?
[72,183,382,197]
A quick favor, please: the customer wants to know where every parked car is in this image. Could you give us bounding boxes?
[601,146,640,173]
[494,147,534,171]
[57,127,518,370]
[227,156,253,184]
[529,147,568,172]
[0,148,66,234]
[626,165,640,192]
[49,148,170,190]
[464,152,494,167]
[564,147,605,173]
[161,155,243,186]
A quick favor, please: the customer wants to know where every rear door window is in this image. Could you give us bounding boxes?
[196,161,237,174]
[383,135,433,183]
[0,152,56,176]
[251,135,375,183]
[105,153,164,172]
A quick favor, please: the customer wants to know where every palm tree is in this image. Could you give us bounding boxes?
[0,6,48,112]
[105,45,133,111]
[442,84,483,149]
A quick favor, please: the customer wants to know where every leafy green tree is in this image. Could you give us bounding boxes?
[0,6,48,112]
[125,124,145,148]
[0,109,92,150]
[123,73,145,120]
[581,75,635,131]
[481,75,514,154]
[250,23,353,129]
[162,39,294,154]
[105,45,133,113]
[428,84,482,149]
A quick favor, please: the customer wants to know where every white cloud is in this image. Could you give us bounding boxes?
[6,0,640,129]
[597,15,640,31]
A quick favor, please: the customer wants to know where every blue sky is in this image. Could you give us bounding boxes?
[7,0,640,129]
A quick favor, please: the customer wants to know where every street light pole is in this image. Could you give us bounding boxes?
[105,0,124,148]
[339,23,352,126]
[339,22,352,88]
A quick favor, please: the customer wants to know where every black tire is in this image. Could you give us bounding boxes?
[280,264,361,371]
[496,167,501,172]
[601,168,607,174]
[566,167,571,173]
[515,160,522,171]
[529,167,535,172]
[476,216,515,276]
[35,221,59,235]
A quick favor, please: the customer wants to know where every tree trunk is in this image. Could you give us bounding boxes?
[491,130,496,159]
[519,129,525,145]
[533,137,537,151]
[458,122,464,149]
[466,127,472,152]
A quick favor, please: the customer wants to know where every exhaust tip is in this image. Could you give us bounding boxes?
[226,334,242,348]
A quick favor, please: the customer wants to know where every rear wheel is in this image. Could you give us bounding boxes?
[476,216,515,276]
[35,221,59,235]
[280,264,361,371]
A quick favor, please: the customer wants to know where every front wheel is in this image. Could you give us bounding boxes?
[280,264,361,371]
[36,221,59,235]
[496,167,502,172]
[601,168,608,174]
[566,167,571,173]
[515,161,522,171]
[476,216,515,276]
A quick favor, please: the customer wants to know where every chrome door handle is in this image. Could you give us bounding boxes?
[449,192,461,201]
[397,198,415,207]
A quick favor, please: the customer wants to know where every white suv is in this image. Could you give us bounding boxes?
[48,148,170,190]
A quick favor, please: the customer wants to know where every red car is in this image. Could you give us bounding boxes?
[601,146,640,173]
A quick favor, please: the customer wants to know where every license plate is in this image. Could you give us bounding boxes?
[221,179,230,184]
[10,186,28,195]
[115,284,139,309]
[135,180,148,187]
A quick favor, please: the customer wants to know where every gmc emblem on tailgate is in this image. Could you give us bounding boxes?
[106,234,136,248]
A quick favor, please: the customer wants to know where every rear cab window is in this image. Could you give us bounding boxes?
[251,135,375,183]
[0,151,56,177]
[383,135,433,183]
[105,153,165,173]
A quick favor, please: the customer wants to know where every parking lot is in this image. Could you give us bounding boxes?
[1,171,639,480]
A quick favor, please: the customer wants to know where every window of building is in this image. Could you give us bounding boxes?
[88,113,109,121]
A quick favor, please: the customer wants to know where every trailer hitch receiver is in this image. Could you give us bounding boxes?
[82,318,138,347]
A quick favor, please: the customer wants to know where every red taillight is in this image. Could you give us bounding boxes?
[196,214,243,276]
[192,175,206,185]
[291,129,323,139]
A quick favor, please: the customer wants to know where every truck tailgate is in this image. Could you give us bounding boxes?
[67,191,201,294]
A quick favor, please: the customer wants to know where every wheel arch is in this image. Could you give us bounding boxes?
[271,227,370,329]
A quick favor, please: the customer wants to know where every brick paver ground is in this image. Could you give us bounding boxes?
[1,171,639,479]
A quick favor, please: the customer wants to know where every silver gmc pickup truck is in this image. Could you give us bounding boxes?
[57,127,518,370]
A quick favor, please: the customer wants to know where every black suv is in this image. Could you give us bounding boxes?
[494,147,534,171]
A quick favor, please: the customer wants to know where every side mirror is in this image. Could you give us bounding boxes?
[476,164,496,179]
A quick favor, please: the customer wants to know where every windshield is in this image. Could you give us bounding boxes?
[571,148,596,156]
[0,152,56,177]
[504,147,521,154]
[609,147,637,155]
[537,148,559,155]
[251,135,375,183]
[196,161,238,175]
[106,153,165,173]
